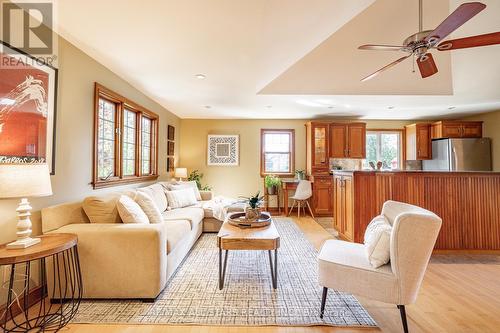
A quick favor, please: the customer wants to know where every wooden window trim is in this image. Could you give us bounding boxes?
[260,129,295,177]
[93,83,159,189]
[364,129,405,170]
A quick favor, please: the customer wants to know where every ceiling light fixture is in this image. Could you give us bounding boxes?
[328,106,334,109]
[448,106,456,110]
[388,106,395,109]
[204,105,211,109]
[344,104,351,108]
[266,105,272,109]
[195,74,206,79]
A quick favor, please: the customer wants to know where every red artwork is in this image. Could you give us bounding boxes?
[0,45,57,173]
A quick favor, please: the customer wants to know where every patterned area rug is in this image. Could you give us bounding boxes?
[72,218,376,327]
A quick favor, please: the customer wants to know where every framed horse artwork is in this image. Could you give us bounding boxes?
[0,42,58,174]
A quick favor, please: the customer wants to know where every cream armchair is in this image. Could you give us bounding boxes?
[318,200,442,333]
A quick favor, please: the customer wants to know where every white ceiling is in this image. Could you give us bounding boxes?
[54,0,500,119]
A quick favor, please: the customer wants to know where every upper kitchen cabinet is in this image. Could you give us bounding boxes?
[431,121,483,139]
[329,123,366,159]
[405,123,432,160]
[306,122,330,175]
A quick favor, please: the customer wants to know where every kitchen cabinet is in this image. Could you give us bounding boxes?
[431,121,482,139]
[405,123,432,160]
[333,173,354,241]
[329,123,366,158]
[312,175,333,216]
[306,122,330,175]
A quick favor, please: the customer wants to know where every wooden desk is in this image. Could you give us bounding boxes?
[282,179,299,216]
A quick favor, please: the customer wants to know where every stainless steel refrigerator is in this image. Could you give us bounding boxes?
[422,138,492,171]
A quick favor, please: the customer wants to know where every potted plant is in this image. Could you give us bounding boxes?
[295,169,305,180]
[187,170,212,190]
[264,175,281,195]
[240,191,264,221]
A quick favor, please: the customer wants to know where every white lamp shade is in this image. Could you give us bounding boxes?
[174,167,188,179]
[0,163,53,199]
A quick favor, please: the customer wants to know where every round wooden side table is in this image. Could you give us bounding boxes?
[0,233,82,332]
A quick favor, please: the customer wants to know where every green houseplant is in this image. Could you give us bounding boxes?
[187,170,212,191]
[295,169,305,180]
[264,175,281,195]
[239,191,264,221]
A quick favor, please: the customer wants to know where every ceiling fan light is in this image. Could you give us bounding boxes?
[437,42,453,50]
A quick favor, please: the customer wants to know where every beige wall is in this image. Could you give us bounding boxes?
[0,37,180,245]
[179,119,412,199]
[465,110,500,171]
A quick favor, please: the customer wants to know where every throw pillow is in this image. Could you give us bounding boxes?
[116,195,149,224]
[165,188,198,209]
[168,181,202,201]
[364,215,392,268]
[138,184,168,212]
[135,191,163,224]
[83,194,122,224]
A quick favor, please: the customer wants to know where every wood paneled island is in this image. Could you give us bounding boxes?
[332,170,500,250]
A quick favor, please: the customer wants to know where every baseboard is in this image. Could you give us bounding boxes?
[0,285,45,322]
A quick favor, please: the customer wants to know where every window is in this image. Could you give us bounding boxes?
[363,130,403,170]
[93,83,158,188]
[261,129,295,176]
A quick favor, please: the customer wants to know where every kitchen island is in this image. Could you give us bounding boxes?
[332,170,500,250]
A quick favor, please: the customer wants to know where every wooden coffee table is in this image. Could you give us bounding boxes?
[217,219,280,289]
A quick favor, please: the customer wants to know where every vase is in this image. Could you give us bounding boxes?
[245,207,261,221]
[267,186,276,195]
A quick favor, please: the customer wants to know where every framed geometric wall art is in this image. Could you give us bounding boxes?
[167,125,175,141]
[207,134,239,166]
[0,42,58,174]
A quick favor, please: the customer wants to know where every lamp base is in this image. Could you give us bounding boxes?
[7,237,41,249]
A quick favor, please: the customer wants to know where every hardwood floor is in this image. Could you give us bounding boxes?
[60,217,500,333]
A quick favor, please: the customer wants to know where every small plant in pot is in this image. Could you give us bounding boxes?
[264,175,281,195]
[295,169,305,180]
[239,191,264,221]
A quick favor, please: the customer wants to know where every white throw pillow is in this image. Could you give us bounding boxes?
[165,188,198,209]
[166,181,202,201]
[135,191,163,224]
[364,215,392,268]
[116,195,149,224]
[138,184,168,212]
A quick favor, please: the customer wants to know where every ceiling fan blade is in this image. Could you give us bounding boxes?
[437,31,500,50]
[417,53,438,78]
[361,54,412,82]
[425,2,486,46]
[358,44,405,51]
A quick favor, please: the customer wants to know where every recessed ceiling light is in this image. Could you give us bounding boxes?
[204,105,211,109]
[448,106,455,110]
[266,105,272,108]
[388,106,395,109]
[195,74,206,79]
[328,106,334,109]
[344,104,351,108]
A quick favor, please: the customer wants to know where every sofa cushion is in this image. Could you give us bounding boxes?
[117,195,149,224]
[165,220,191,254]
[168,181,202,201]
[162,207,204,228]
[364,215,392,268]
[165,188,197,209]
[135,191,163,224]
[83,193,122,224]
[138,184,168,212]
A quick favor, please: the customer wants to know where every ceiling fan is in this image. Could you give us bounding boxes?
[358,0,500,81]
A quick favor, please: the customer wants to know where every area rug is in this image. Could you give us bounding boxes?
[71,218,376,327]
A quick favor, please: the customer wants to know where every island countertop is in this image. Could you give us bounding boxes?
[331,169,500,250]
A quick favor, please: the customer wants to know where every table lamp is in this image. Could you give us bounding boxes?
[174,167,187,181]
[0,163,53,249]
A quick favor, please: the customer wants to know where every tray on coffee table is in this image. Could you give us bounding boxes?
[227,211,272,228]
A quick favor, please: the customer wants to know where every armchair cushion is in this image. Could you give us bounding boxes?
[364,215,392,268]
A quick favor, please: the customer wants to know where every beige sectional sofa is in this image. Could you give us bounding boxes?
[41,182,232,300]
